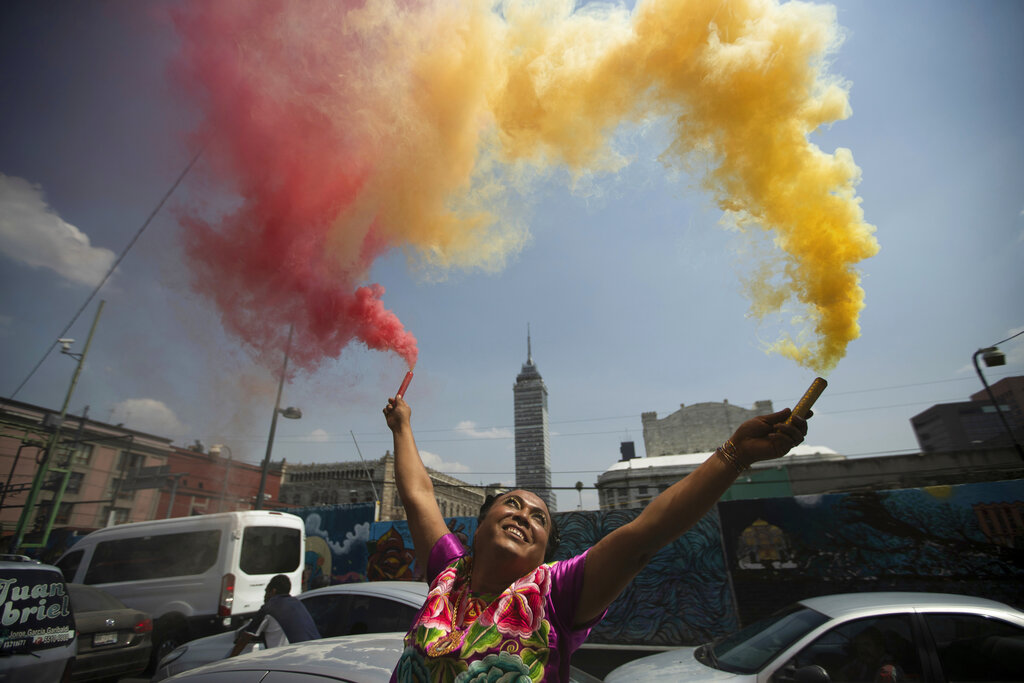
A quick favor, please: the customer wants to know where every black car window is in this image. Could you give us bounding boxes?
[923,612,1024,682]
[56,549,83,582]
[712,605,829,674]
[302,594,355,638]
[774,614,921,683]
[240,526,301,575]
[301,593,419,637]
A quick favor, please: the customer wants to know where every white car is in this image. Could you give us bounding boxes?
[162,632,409,683]
[159,631,604,683]
[153,580,428,681]
[605,592,1024,682]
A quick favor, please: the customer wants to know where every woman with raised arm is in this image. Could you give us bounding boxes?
[383,395,809,683]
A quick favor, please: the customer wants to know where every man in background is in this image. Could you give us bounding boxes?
[230,574,320,656]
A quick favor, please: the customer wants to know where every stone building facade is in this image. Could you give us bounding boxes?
[279,452,486,521]
[597,443,1023,510]
[641,399,774,457]
[513,333,555,511]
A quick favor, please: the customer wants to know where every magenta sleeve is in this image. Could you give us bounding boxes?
[548,549,605,650]
[425,533,467,583]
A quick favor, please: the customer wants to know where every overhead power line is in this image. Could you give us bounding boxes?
[3,149,202,409]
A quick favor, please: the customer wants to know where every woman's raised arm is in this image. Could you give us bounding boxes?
[384,396,450,570]
[574,408,809,626]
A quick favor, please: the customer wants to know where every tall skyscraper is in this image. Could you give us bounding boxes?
[513,329,555,512]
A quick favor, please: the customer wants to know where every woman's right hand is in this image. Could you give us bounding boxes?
[384,396,411,433]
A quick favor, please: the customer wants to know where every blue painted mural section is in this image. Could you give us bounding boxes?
[290,503,376,585]
[556,508,737,646]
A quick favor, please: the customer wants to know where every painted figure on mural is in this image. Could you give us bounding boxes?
[383,394,809,683]
[367,527,418,581]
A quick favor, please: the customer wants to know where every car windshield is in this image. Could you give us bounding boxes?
[707,604,829,674]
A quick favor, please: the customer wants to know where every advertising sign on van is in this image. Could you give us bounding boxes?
[0,570,76,654]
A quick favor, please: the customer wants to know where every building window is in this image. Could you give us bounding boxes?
[66,471,85,493]
[110,479,135,500]
[70,443,94,466]
[101,506,131,525]
[55,502,74,525]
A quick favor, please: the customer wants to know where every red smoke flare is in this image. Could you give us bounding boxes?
[171,2,417,372]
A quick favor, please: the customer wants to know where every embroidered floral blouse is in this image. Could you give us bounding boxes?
[391,534,602,683]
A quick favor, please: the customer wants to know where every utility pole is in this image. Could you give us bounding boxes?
[11,300,105,553]
[256,325,294,510]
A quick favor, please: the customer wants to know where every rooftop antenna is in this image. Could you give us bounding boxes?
[527,323,532,364]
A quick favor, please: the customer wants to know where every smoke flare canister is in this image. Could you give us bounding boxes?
[397,371,413,398]
[787,377,827,423]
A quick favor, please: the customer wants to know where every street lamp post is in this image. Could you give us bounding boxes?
[972,345,1024,459]
[256,326,301,509]
[210,444,233,512]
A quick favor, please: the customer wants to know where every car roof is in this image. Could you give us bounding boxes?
[301,580,428,607]
[169,632,406,683]
[798,591,1023,618]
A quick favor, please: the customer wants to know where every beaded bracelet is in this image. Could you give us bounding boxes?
[716,439,750,475]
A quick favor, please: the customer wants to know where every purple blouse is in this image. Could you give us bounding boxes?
[390,534,603,683]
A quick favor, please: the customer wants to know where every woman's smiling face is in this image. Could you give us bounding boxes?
[475,490,551,571]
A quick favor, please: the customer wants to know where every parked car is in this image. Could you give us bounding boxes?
[157,631,604,683]
[0,554,77,683]
[56,510,306,666]
[66,583,152,682]
[153,580,429,681]
[604,592,1024,682]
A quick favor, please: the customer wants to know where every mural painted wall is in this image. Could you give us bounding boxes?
[290,503,376,586]
[290,479,1023,647]
[718,480,1024,625]
[556,508,737,646]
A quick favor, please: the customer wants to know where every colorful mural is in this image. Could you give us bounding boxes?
[291,480,1023,646]
[718,480,1024,624]
[368,517,477,581]
[290,503,376,585]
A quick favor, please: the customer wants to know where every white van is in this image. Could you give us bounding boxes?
[54,510,304,665]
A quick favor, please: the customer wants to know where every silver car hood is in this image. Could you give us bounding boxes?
[604,646,743,682]
[165,632,406,683]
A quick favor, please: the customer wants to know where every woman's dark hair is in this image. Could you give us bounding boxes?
[477,492,561,563]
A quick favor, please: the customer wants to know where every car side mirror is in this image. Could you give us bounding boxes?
[793,665,830,683]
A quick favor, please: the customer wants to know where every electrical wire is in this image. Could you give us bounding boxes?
[1,149,203,410]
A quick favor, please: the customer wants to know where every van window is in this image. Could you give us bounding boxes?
[56,550,83,582]
[0,567,76,654]
[84,530,221,584]
[240,526,301,575]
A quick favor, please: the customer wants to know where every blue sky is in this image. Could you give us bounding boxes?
[1,0,1022,511]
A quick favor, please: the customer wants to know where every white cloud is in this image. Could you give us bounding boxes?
[420,449,470,473]
[454,420,513,439]
[109,398,188,438]
[302,428,330,443]
[0,174,115,287]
